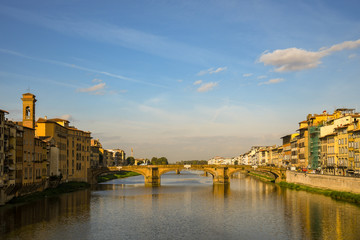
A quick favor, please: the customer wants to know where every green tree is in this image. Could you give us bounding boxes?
[158,157,168,165]
[151,157,158,165]
[126,156,135,165]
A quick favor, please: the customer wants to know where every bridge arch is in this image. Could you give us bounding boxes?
[158,167,182,176]
[227,167,250,178]
[158,167,217,179]
[89,167,148,184]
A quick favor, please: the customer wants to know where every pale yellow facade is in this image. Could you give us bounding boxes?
[36,118,91,182]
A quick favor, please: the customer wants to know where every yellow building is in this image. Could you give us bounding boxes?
[36,118,68,180]
[320,132,336,174]
[22,126,35,184]
[4,121,17,186]
[66,126,91,182]
[90,139,101,168]
[0,109,9,187]
[351,127,360,172]
[21,92,91,182]
[335,125,350,175]
[34,137,48,183]
[290,133,299,167]
[297,121,309,168]
[36,118,91,182]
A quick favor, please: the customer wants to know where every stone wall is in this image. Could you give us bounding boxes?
[286,171,360,194]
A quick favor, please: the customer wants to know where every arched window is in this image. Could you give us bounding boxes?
[25,106,30,119]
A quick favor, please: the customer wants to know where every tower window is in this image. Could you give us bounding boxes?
[25,106,31,119]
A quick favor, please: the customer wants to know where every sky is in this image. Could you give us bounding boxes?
[0,0,360,162]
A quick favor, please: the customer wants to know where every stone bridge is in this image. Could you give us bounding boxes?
[88,165,286,186]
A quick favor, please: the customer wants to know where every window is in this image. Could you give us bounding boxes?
[25,106,30,119]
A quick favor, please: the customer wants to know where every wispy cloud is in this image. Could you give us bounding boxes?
[0,5,216,65]
[193,80,203,85]
[92,78,103,83]
[197,67,227,76]
[243,73,252,77]
[0,48,168,88]
[349,54,357,59]
[197,82,218,92]
[77,82,106,94]
[257,75,267,79]
[258,78,284,86]
[259,39,360,72]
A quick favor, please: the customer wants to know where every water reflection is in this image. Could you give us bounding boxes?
[0,190,91,238]
[213,183,230,198]
[1,173,360,239]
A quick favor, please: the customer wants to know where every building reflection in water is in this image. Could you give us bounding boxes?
[0,189,91,237]
[281,185,360,240]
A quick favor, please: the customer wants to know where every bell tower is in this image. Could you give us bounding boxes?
[22,93,37,129]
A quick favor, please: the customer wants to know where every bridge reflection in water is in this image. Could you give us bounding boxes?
[89,165,286,186]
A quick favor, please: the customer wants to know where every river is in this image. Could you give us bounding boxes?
[1,172,360,240]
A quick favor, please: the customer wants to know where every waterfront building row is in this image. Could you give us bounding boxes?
[0,93,126,204]
[236,108,360,176]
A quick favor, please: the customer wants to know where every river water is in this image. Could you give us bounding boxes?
[1,172,360,240]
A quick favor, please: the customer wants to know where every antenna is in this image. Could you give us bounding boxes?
[26,86,31,93]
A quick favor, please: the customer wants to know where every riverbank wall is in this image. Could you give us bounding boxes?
[0,179,61,205]
[286,171,360,194]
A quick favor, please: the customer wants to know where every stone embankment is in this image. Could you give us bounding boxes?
[286,170,360,194]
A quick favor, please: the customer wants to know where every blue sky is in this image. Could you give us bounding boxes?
[0,0,360,162]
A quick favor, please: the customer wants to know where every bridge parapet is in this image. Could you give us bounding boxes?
[88,165,285,186]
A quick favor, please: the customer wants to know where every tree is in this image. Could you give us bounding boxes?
[151,157,158,165]
[158,157,168,165]
[126,156,135,165]
[150,157,168,165]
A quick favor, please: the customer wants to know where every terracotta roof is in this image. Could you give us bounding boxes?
[335,124,350,129]
[67,127,91,134]
[0,109,9,114]
[49,118,70,123]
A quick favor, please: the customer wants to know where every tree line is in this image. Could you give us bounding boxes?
[175,160,208,165]
[125,156,168,165]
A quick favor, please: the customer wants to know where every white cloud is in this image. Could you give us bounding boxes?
[243,73,252,77]
[210,67,227,74]
[349,54,357,59]
[197,82,218,92]
[92,78,103,83]
[197,67,227,76]
[259,39,360,72]
[193,80,203,85]
[257,75,267,79]
[60,114,74,121]
[258,78,284,86]
[77,82,106,93]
